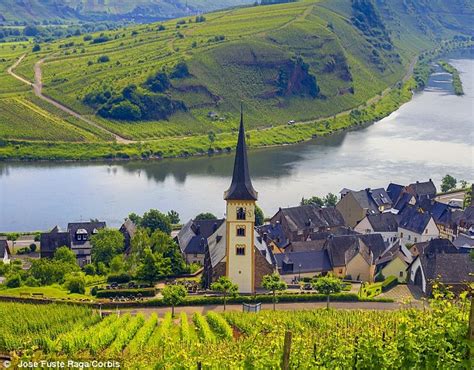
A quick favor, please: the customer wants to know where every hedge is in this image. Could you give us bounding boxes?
[96,288,155,298]
[382,276,398,292]
[107,273,132,284]
[138,293,392,307]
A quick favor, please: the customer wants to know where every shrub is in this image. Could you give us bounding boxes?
[24,276,41,287]
[83,264,96,276]
[64,273,86,294]
[382,276,398,291]
[92,35,110,44]
[97,55,110,63]
[83,35,92,41]
[32,44,41,52]
[6,274,22,288]
[29,243,37,252]
[145,71,170,93]
[170,61,190,79]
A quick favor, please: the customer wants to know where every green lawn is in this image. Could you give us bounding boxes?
[0,284,95,301]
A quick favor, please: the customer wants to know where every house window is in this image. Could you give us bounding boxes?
[338,269,343,274]
[400,232,404,238]
[425,229,428,234]
[399,271,403,277]
[236,226,246,237]
[414,237,418,243]
[236,207,246,220]
[408,235,411,241]
[236,245,246,255]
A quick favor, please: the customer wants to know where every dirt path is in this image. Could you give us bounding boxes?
[8,54,134,144]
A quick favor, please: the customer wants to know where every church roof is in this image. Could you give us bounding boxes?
[224,110,258,201]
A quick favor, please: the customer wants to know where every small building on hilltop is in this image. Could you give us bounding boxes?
[176,218,225,265]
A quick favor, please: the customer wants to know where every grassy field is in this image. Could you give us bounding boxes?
[0,284,93,300]
[0,297,470,368]
[0,0,472,160]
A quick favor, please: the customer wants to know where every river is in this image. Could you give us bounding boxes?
[1,56,473,232]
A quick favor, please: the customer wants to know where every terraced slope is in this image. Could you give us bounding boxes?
[0,0,472,160]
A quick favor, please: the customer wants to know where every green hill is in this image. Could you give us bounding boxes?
[0,0,473,160]
[0,0,253,23]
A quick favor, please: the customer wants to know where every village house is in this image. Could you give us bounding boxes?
[398,206,439,246]
[354,212,399,245]
[453,230,474,250]
[269,204,346,242]
[0,237,11,264]
[40,221,106,266]
[407,238,473,295]
[202,112,275,293]
[375,242,413,282]
[336,188,392,228]
[405,179,437,201]
[176,218,225,265]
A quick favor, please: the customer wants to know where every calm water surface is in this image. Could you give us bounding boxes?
[1,57,473,232]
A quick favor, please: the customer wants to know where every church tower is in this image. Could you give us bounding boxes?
[224,109,258,294]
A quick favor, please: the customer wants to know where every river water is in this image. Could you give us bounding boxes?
[1,57,473,232]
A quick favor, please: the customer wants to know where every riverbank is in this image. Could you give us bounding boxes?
[0,41,471,162]
[438,60,464,95]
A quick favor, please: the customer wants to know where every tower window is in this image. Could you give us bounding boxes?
[236,226,246,237]
[236,245,246,255]
[237,207,246,220]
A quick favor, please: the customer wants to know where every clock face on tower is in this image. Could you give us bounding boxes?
[245,209,254,218]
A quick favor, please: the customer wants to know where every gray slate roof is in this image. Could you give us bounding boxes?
[275,205,345,232]
[177,218,225,255]
[326,234,386,267]
[275,250,332,274]
[0,237,10,258]
[366,213,398,232]
[398,206,433,234]
[407,180,436,199]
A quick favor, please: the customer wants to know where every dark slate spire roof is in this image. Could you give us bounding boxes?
[224,108,258,201]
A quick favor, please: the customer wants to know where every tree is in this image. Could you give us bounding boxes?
[150,230,187,275]
[64,273,86,294]
[128,212,142,225]
[141,209,172,234]
[129,228,151,269]
[54,246,77,265]
[167,210,180,224]
[162,284,187,317]
[211,276,238,311]
[109,255,125,274]
[441,174,457,192]
[83,264,96,276]
[170,61,190,79]
[90,229,124,266]
[262,273,287,310]
[195,212,217,221]
[136,248,160,284]
[208,131,216,149]
[312,275,343,309]
[32,44,41,52]
[323,193,338,207]
[255,204,265,226]
[301,196,324,207]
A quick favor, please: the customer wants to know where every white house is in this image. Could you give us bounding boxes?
[398,206,439,246]
[354,213,399,245]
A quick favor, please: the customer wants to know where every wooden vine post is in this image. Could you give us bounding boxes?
[469,296,474,340]
[281,330,292,370]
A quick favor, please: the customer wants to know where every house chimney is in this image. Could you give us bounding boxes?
[263,232,268,242]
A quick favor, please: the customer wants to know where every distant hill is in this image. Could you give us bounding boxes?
[0,0,254,23]
[0,0,473,160]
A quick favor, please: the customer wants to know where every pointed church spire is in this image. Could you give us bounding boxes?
[224,105,258,201]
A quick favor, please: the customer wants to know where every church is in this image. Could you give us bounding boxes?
[202,111,275,293]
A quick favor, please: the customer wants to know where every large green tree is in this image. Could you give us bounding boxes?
[141,209,172,234]
[312,275,343,309]
[136,248,160,284]
[90,228,124,266]
[441,174,457,193]
[255,204,265,226]
[162,284,187,317]
[54,246,77,265]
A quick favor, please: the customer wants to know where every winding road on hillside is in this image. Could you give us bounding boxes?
[7,55,134,144]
